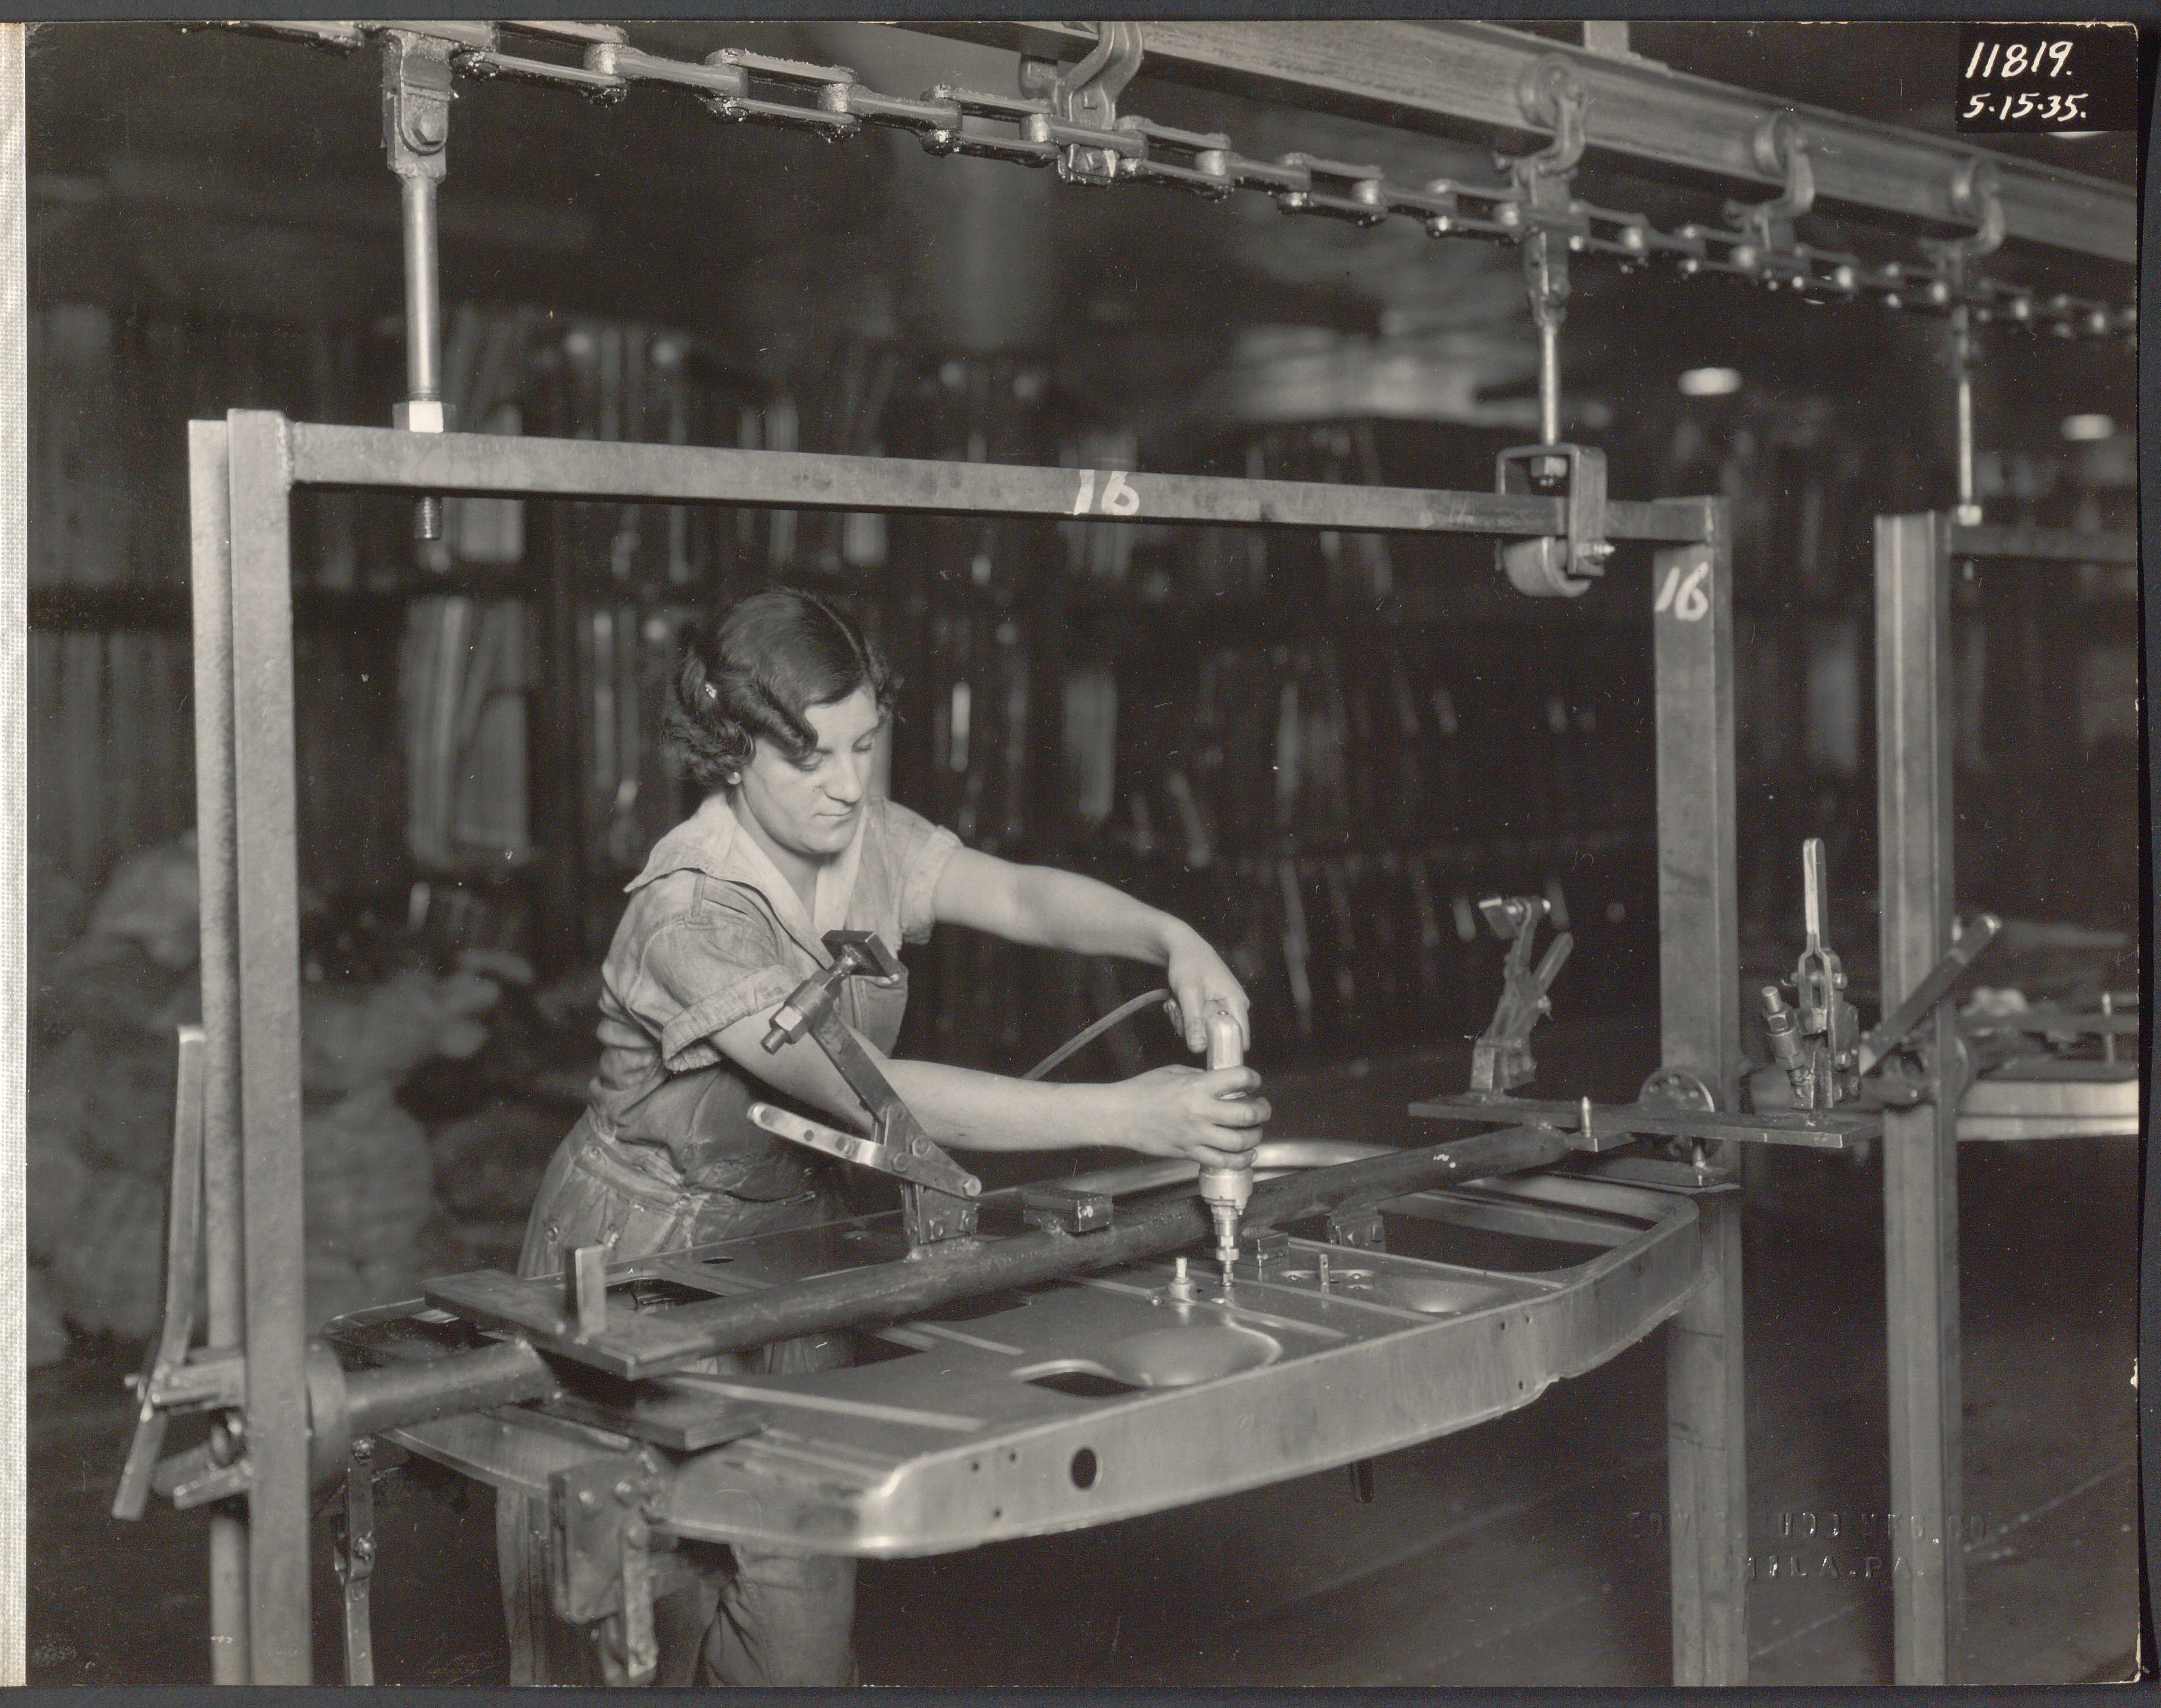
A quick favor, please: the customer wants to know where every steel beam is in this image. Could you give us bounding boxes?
[1650,508,1748,1685]
[187,420,250,1684]
[1874,513,1962,1684]
[1945,523,2137,564]
[915,22,2135,266]
[285,421,1710,544]
[226,411,310,1684]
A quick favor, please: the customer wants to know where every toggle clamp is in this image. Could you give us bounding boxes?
[1467,895,1573,1096]
[757,930,983,1249]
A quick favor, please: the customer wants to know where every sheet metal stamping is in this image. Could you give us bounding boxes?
[1020,1185,1115,1236]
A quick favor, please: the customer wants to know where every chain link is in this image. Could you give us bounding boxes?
[212,18,2137,342]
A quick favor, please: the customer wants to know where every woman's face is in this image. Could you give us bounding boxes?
[735,687,884,861]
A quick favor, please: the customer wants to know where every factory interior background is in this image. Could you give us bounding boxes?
[20,18,2142,1689]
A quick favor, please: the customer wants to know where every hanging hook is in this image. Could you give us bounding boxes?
[1724,110,1815,257]
[1020,22,1144,185]
[1941,154,2005,276]
[1505,55,1589,197]
[1494,57,1588,434]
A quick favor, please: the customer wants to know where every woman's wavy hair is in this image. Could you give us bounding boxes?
[664,588,896,793]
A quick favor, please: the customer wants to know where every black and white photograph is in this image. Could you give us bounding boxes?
[10,15,2146,1690]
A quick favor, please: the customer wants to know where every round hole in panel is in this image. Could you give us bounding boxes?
[1070,1448,1098,1490]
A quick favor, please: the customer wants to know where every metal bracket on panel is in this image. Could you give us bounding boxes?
[1230,1227,1292,1283]
[1325,1203,1389,1252]
[549,1452,689,1687]
[1496,442,1609,597]
[1020,1185,1115,1235]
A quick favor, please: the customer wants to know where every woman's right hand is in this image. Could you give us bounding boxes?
[1098,1065,1270,1170]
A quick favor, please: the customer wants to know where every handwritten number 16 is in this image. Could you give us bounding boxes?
[1656,560,1712,622]
[1072,468,1141,517]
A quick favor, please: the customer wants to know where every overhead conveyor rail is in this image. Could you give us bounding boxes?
[925,22,2138,265]
[219,18,2136,339]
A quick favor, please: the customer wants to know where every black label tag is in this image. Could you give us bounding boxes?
[1957,23,2139,133]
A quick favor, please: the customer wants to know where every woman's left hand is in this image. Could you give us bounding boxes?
[1163,924,1252,1057]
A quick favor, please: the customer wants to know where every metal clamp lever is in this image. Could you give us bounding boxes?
[763,931,982,1248]
[1760,838,1859,1110]
[1469,896,1573,1096]
[1857,912,2002,1078]
[747,1103,981,1200]
[113,1026,208,1521]
[333,1438,377,1686]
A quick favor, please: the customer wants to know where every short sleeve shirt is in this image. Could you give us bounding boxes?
[585,793,961,1197]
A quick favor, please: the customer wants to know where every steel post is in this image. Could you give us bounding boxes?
[226,411,310,1684]
[0,29,23,1684]
[1652,506,1747,1685]
[187,421,250,1682]
[1874,512,1962,1683]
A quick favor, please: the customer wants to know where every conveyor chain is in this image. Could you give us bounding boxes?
[201,18,2134,341]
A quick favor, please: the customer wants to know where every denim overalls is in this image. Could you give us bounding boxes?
[496,792,959,1686]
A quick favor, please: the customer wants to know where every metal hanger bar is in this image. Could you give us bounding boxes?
[913,21,2135,265]
[281,419,1712,544]
[1942,520,2138,563]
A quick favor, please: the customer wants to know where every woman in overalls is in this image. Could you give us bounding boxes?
[498,587,1267,1686]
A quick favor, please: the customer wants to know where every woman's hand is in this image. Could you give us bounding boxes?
[1097,1064,1270,1170]
[1161,923,1253,1057]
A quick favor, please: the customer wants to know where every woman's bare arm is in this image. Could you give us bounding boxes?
[711,1005,1268,1169]
[931,847,1252,1053]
